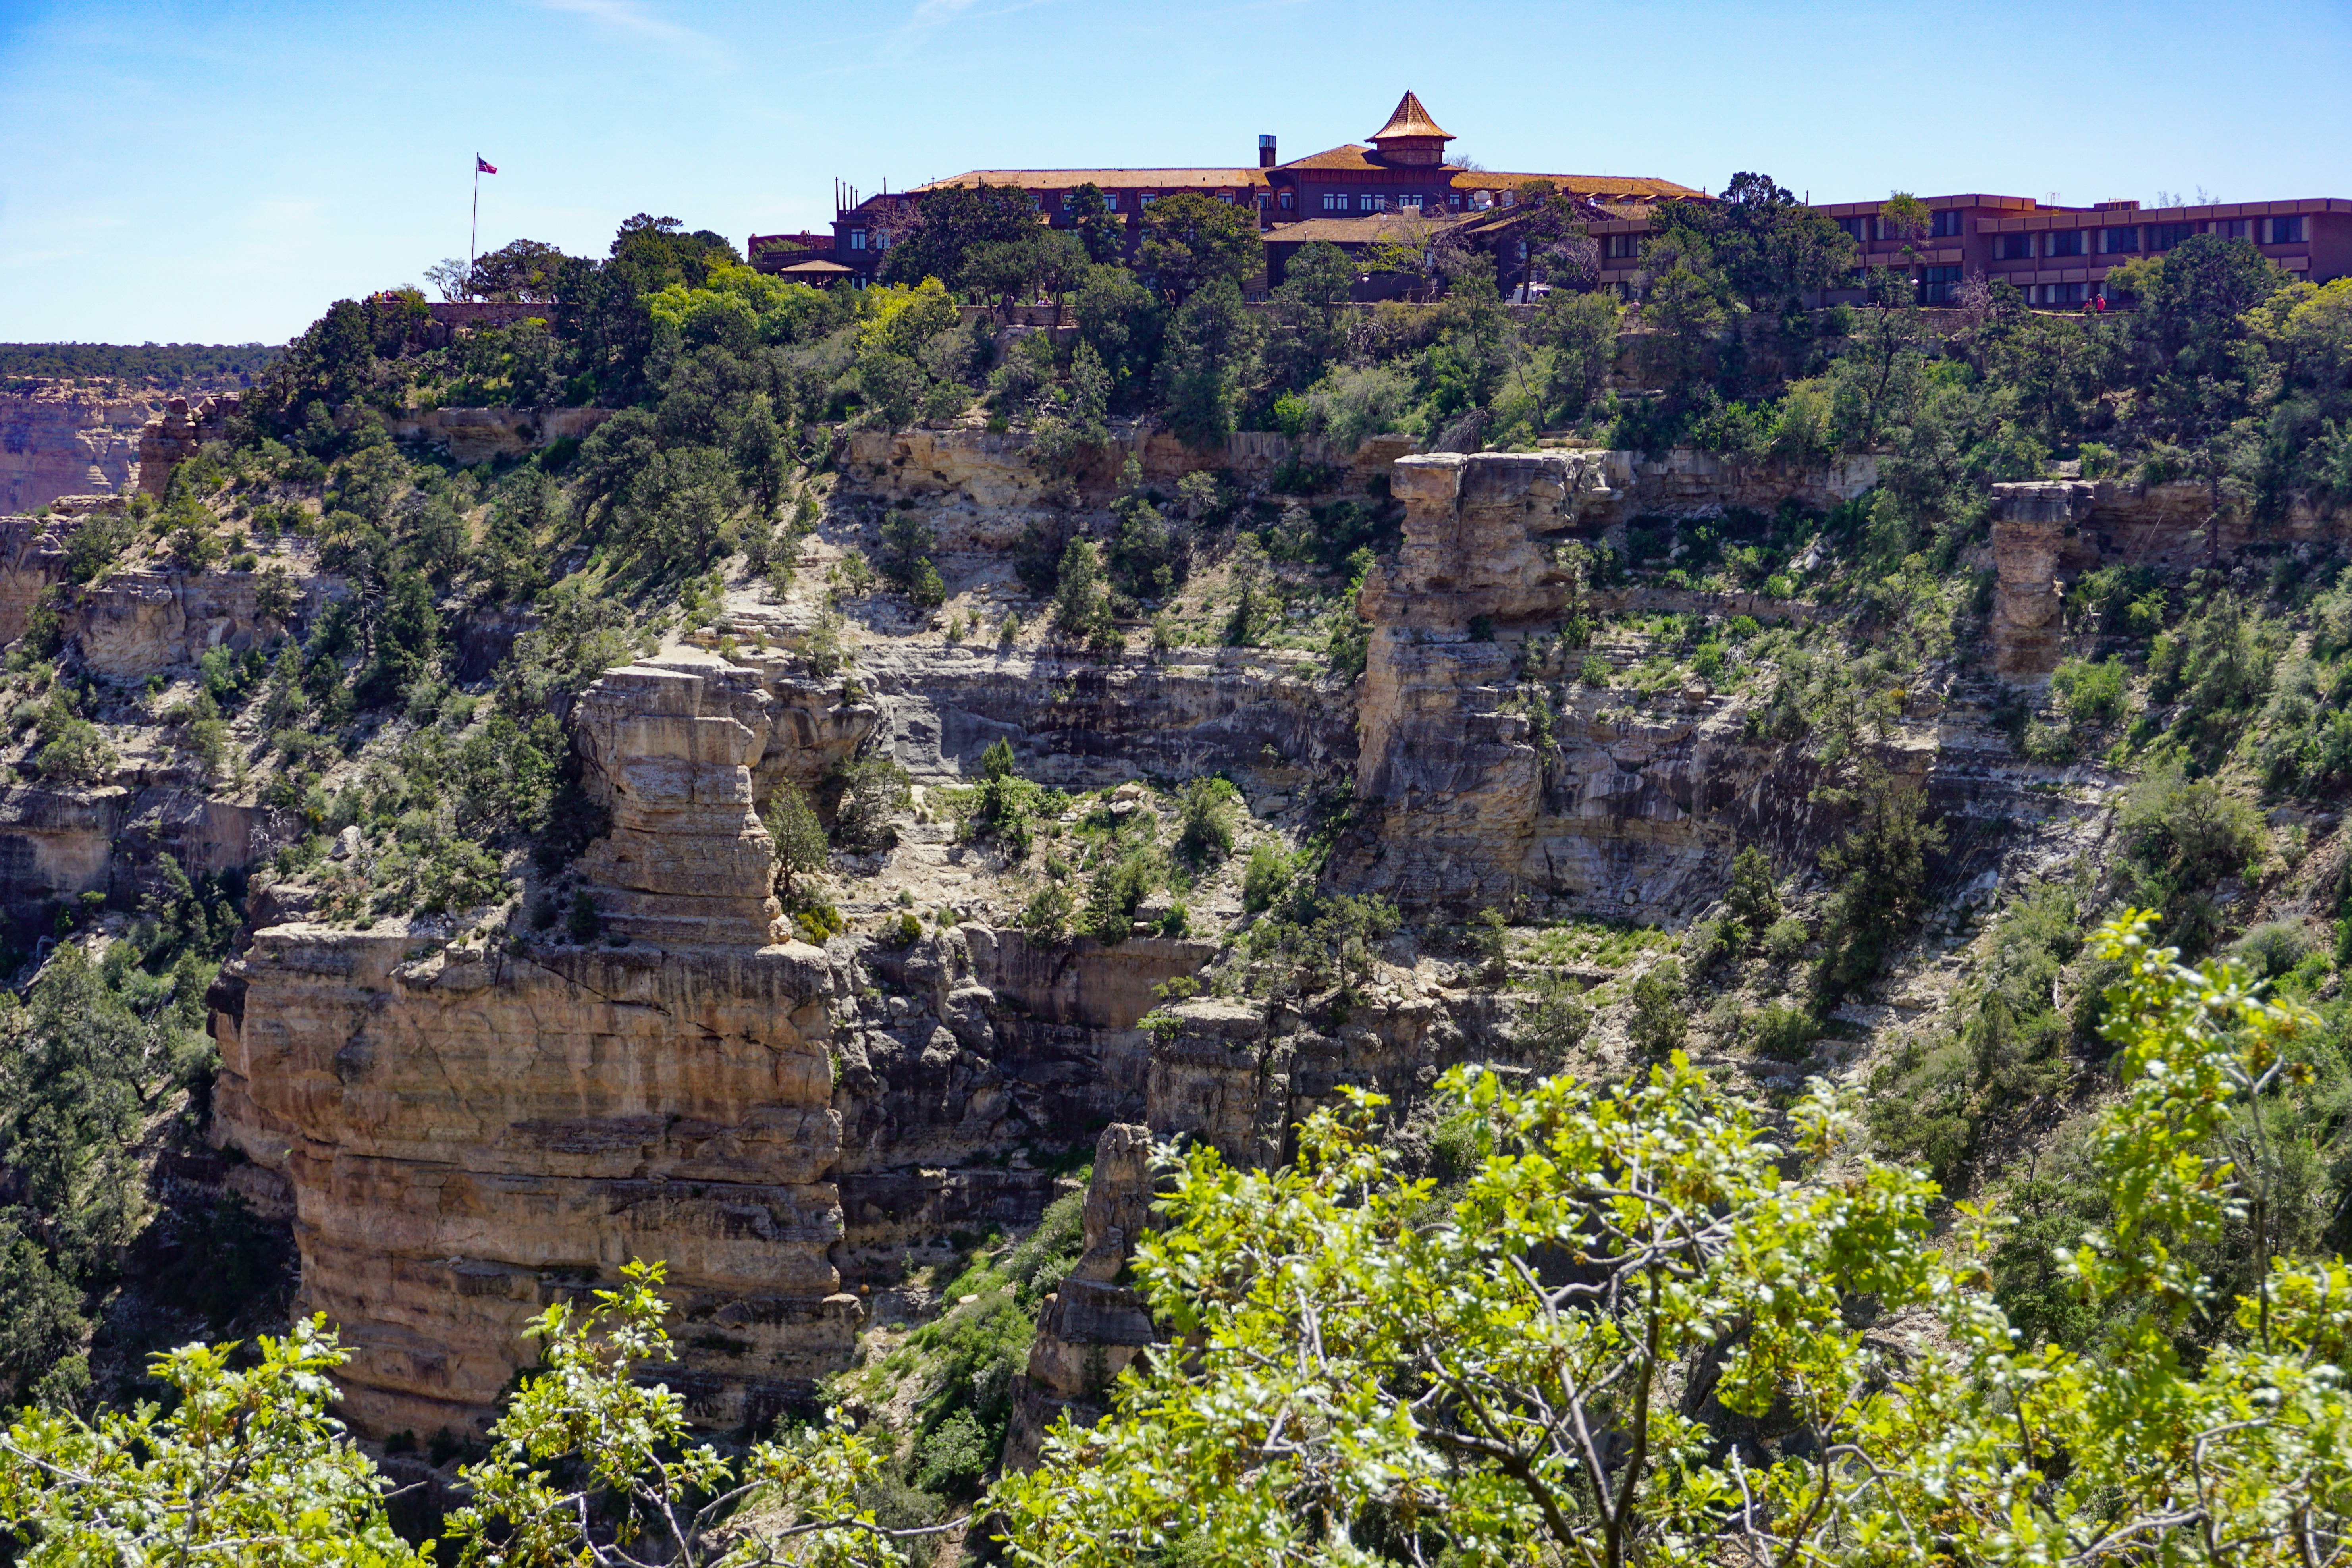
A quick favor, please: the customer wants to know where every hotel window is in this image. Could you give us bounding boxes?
[1361,194,1388,212]
[1918,264,1962,305]
[1323,193,1347,212]
[1279,191,1294,211]
[2101,226,2140,253]
[1399,192,1422,209]
[2215,218,2249,239]
[1448,192,1461,209]
[1997,233,2034,260]
[2271,215,2306,243]
[1099,193,1118,210]
[2152,222,2195,252]
[1836,217,1865,242]
[1139,193,1157,208]
[1929,208,1964,239]
[2048,230,2086,257]
[1605,232,1638,260]
[850,231,867,251]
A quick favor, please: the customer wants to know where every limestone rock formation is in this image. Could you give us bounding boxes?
[209,930,856,1438]
[0,386,159,512]
[135,396,239,499]
[1001,1123,1157,1471]
[68,568,318,679]
[574,655,794,947]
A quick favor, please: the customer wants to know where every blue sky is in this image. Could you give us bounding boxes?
[3,0,2347,345]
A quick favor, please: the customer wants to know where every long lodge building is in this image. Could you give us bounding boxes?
[752,92,2351,305]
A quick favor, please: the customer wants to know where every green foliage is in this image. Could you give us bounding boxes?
[447,1259,930,1564]
[828,755,912,851]
[1722,843,1780,939]
[1051,537,1119,652]
[1136,191,1264,303]
[1240,839,1292,916]
[1019,881,1074,946]
[2117,766,2266,955]
[764,781,830,899]
[1868,877,2086,1183]
[2051,653,2128,725]
[996,914,2352,1567]
[1816,760,1947,995]
[1174,776,1237,865]
[0,1317,428,1566]
[1627,959,1686,1057]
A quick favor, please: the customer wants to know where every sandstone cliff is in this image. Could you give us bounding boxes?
[0,386,158,512]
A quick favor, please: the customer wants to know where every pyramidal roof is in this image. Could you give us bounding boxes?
[1370,90,1452,144]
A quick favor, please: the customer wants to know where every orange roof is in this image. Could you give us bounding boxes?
[1265,212,1478,245]
[1371,90,1452,143]
[910,168,1269,193]
[1451,170,1702,199]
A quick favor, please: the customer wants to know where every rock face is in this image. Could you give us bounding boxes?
[207,656,891,1437]
[1348,452,1767,914]
[841,424,1416,510]
[374,406,614,466]
[68,568,318,679]
[135,396,241,499]
[573,656,793,947]
[0,388,159,512]
[209,932,856,1439]
[1987,476,2351,681]
[1001,1123,1156,1471]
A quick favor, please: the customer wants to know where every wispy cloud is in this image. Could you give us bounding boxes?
[892,0,1066,50]
[531,0,730,66]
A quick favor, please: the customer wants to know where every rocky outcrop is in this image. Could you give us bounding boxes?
[840,424,1417,510]
[0,511,76,645]
[209,930,857,1439]
[1,388,159,511]
[1001,1123,1156,1471]
[373,406,614,466]
[135,397,239,499]
[68,568,324,679]
[573,656,795,947]
[1348,452,1745,913]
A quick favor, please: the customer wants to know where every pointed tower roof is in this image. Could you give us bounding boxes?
[1370,91,1452,145]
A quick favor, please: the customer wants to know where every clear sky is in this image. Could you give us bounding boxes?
[3,0,2346,345]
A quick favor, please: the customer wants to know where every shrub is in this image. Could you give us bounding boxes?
[1628,961,1686,1057]
[566,891,599,942]
[1241,841,1292,915]
[2051,654,2127,725]
[1084,852,1157,945]
[1514,971,1591,1058]
[1020,883,1074,945]
[36,720,116,784]
[1749,1001,1818,1061]
[829,756,912,849]
[764,782,829,899]
[1176,776,1238,864]
[1761,915,1810,966]
[2231,919,2313,980]
[1578,653,1612,687]
[1723,844,1780,939]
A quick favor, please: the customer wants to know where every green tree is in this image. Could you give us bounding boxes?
[1155,279,1257,448]
[1816,761,1947,993]
[0,1318,429,1567]
[1708,171,1860,314]
[1064,183,1127,265]
[764,782,830,904]
[1533,289,1620,426]
[1136,191,1263,302]
[880,181,1041,289]
[1051,537,1117,648]
[993,913,2352,1568]
[1627,959,1685,1056]
[1722,842,1780,938]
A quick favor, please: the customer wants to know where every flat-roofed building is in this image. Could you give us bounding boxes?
[1591,193,2352,306]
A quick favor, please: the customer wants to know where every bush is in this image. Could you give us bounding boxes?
[2051,655,2128,725]
[36,720,116,784]
[566,891,599,943]
[1749,1001,1818,1061]
[1241,840,1292,915]
[829,756,912,849]
[1761,915,1810,966]
[2118,767,2264,953]
[1628,961,1685,1057]
[1020,882,1074,945]
[1084,852,1157,945]
[2231,919,2313,980]
[1579,653,1612,687]
[1723,844,1780,939]
[1176,776,1238,864]
[1514,971,1591,1058]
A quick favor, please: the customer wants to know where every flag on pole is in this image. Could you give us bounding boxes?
[476,156,497,174]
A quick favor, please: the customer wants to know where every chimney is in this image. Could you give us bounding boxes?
[1259,134,1277,169]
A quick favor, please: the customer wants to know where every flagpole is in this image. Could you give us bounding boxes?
[469,157,480,301]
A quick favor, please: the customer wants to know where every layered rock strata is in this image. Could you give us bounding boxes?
[1001,1123,1156,1470]
[212,657,869,1437]
[209,932,856,1438]
[0,388,158,511]
[1349,451,1772,914]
